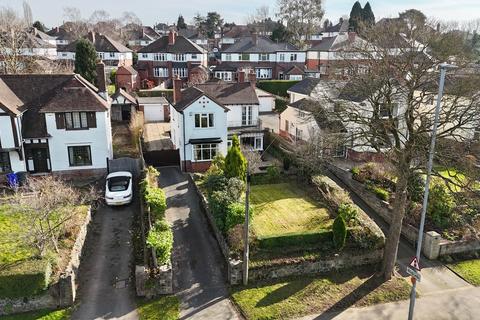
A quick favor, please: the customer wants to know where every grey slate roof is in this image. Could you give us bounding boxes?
[46,27,76,41]
[222,36,298,53]
[60,32,132,53]
[138,35,206,54]
[289,98,346,132]
[287,77,321,95]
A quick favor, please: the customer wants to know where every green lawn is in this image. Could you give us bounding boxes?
[137,296,180,320]
[250,183,332,237]
[1,308,70,320]
[231,270,411,320]
[449,259,480,286]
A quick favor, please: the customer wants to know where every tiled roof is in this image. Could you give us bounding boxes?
[138,35,206,53]
[60,32,132,53]
[287,77,321,95]
[289,98,346,132]
[46,27,77,41]
[221,36,298,53]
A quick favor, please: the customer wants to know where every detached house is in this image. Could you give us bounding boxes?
[220,34,306,80]
[0,67,113,177]
[46,27,77,46]
[137,30,208,87]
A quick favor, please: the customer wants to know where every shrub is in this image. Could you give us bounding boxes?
[225,135,247,180]
[266,166,281,183]
[348,226,384,250]
[144,186,167,219]
[257,230,333,250]
[227,224,244,256]
[274,97,288,112]
[351,167,360,176]
[0,259,51,298]
[208,191,232,231]
[226,178,245,202]
[225,202,247,232]
[332,216,347,250]
[204,173,228,196]
[211,154,226,171]
[369,185,390,201]
[408,173,425,203]
[338,203,358,223]
[146,220,173,265]
[109,69,116,84]
[427,183,457,229]
[312,175,352,210]
[283,156,291,171]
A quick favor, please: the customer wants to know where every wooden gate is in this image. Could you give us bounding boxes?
[143,150,180,167]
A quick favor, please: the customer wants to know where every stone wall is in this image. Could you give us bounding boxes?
[135,264,173,297]
[0,206,93,315]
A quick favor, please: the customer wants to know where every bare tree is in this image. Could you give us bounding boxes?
[62,7,88,39]
[22,1,33,26]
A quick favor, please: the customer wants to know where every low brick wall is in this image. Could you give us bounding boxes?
[249,249,384,281]
[0,206,93,315]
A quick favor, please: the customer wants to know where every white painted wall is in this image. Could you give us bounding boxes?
[280,105,319,141]
[44,111,112,172]
[0,114,16,149]
[143,104,165,122]
[287,91,309,103]
[221,51,306,63]
[255,89,275,112]
[138,53,208,64]
[226,104,259,127]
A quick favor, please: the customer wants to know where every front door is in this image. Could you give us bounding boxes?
[31,148,49,173]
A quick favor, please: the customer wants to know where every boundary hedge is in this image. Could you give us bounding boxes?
[257,80,300,97]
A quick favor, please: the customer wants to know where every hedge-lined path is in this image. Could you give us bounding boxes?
[158,167,241,320]
[71,196,139,319]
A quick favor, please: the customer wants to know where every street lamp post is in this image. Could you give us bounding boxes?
[243,162,251,286]
[407,63,456,320]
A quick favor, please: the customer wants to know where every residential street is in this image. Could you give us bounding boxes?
[158,167,241,320]
[71,200,138,320]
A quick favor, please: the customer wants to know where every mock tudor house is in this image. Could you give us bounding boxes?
[0,69,113,177]
[169,74,268,172]
[220,34,306,80]
[137,30,208,87]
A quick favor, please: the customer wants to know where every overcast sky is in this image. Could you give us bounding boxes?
[1,0,479,27]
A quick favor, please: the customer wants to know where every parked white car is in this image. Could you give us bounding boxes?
[105,171,133,206]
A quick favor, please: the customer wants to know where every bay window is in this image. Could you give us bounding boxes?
[154,67,169,77]
[68,145,92,166]
[173,68,188,78]
[193,144,218,161]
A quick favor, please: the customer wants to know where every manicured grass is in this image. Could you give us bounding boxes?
[250,183,332,237]
[1,308,71,320]
[137,296,180,320]
[231,270,411,320]
[449,259,480,286]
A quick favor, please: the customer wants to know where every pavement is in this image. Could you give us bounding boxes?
[143,122,173,151]
[158,166,241,320]
[71,198,139,320]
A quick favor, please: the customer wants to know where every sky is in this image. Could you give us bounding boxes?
[1,0,479,27]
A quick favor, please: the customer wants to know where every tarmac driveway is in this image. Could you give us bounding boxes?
[71,197,138,319]
[159,167,241,320]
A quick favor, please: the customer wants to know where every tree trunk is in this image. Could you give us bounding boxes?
[381,173,408,280]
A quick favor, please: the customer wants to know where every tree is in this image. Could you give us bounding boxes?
[326,19,480,280]
[32,20,46,32]
[225,135,247,181]
[277,0,324,48]
[332,216,347,249]
[74,39,97,84]
[362,2,375,27]
[271,21,289,42]
[205,12,223,38]
[349,1,363,32]
[22,1,32,26]
[399,9,427,28]
[177,15,187,29]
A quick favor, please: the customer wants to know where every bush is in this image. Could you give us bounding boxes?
[225,135,247,180]
[332,216,347,250]
[0,259,51,298]
[146,220,173,265]
[369,185,390,201]
[348,226,384,250]
[144,186,167,219]
[266,166,281,183]
[209,191,232,231]
[227,224,244,256]
[338,203,358,223]
[257,80,300,97]
[109,69,116,84]
[257,230,333,250]
[408,173,424,203]
[211,154,226,172]
[275,97,288,112]
[225,202,247,232]
[427,183,457,229]
[226,178,245,202]
[351,167,360,176]
[204,173,228,196]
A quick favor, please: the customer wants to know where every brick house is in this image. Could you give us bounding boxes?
[115,65,139,92]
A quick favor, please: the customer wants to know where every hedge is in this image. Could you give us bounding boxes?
[256,229,334,250]
[146,220,173,265]
[144,186,167,219]
[257,80,300,97]
[0,259,51,298]
[137,89,173,100]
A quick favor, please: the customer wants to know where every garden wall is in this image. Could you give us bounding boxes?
[0,206,93,315]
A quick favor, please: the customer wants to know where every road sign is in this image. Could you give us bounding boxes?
[409,257,420,270]
[407,257,421,282]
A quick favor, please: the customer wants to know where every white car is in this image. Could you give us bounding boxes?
[105,171,133,206]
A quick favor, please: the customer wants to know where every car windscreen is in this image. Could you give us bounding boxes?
[108,176,131,192]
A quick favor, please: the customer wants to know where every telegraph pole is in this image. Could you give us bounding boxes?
[243,162,251,285]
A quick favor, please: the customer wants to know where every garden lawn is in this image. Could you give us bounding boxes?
[137,296,180,320]
[1,308,71,320]
[448,259,480,286]
[231,269,411,320]
[250,183,332,237]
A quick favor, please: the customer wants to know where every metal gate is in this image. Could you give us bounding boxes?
[143,150,180,167]
[107,157,142,177]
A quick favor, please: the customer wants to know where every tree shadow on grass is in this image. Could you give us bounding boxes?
[255,278,314,307]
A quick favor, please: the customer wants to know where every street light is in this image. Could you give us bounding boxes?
[407,62,457,320]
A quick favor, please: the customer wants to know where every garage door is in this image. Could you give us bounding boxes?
[143,104,164,123]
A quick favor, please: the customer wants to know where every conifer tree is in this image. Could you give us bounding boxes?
[74,39,97,85]
[349,1,363,32]
[224,135,247,181]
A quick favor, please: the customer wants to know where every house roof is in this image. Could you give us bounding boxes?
[324,19,349,33]
[0,79,24,115]
[138,34,206,53]
[285,65,305,75]
[308,33,368,52]
[287,77,321,95]
[46,27,77,41]
[289,98,346,132]
[111,88,137,105]
[0,74,108,138]
[116,65,138,75]
[223,25,252,38]
[60,31,132,53]
[221,35,298,53]
[137,96,168,105]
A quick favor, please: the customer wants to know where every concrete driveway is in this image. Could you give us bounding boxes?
[158,167,241,320]
[71,198,138,320]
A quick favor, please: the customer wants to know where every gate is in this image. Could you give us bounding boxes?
[143,150,180,167]
[107,157,142,177]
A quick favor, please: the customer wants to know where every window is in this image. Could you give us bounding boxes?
[68,146,92,166]
[97,52,104,59]
[255,68,272,79]
[174,54,186,61]
[173,67,188,78]
[109,52,115,58]
[194,113,214,128]
[242,106,253,126]
[298,111,307,118]
[154,67,169,77]
[193,144,218,161]
[0,152,11,173]
[295,128,303,140]
[61,52,68,57]
[279,53,285,61]
[65,112,88,130]
[191,53,197,60]
[290,53,297,62]
[154,53,167,61]
[214,71,232,81]
[239,53,250,61]
[225,53,232,61]
[259,53,268,61]
[141,53,148,59]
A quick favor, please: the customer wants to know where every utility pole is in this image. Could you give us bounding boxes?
[243,162,251,285]
[407,63,455,320]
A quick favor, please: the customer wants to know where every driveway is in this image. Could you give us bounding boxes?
[71,198,138,319]
[158,167,241,320]
[143,122,173,151]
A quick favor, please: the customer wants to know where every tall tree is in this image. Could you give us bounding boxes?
[22,1,32,26]
[349,1,363,32]
[277,0,324,48]
[362,2,375,27]
[205,12,223,38]
[271,20,289,42]
[74,39,97,85]
[32,20,46,32]
[177,15,187,29]
[225,135,247,181]
[399,9,427,28]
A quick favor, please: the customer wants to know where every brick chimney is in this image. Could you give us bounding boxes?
[248,71,256,88]
[96,61,107,99]
[173,75,182,104]
[251,32,258,45]
[238,69,246,83]
[168,29,177,45]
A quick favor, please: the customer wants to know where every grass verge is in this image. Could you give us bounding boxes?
[448,259,480,286]
[231,269,411,320]
[1,308,71,320]
[137,296,180,320]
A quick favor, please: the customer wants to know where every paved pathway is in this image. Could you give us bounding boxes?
[159,167,241,320]
[71,200,138,320]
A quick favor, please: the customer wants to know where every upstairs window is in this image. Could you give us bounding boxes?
[141,53,148,59]
[109,52,115,58]
[174,54,186,61]
[154,53,167,61]
[259,53,269,61]
[225,53,232,61]
[194,113,214,128]
[191,53,197,60]
[56,112,96,130]
[239,53,250,61]
[290,53,297,62]
[279,53,285,61]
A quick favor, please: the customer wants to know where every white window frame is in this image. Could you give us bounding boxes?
[174,54,186,61]
[141,53,148,59]
[194,113,214,128]
[242,106,253,126]
[154,53,167,61]
[172,67,188,78]
[193,143,218,161]
[259,53,268,61]
[290,53,297,62]
[225,53,232,61]
[191,53,197,60]
[154,67,169,78]
[109,52,115,58]
[279,53,285,61]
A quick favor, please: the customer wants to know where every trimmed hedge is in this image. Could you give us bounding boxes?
[0,259,51,298]
[257,80,300,97]
[146,220,173,265]
[137,89,173,100]
[144,186,167,219]
[256,229,334,250]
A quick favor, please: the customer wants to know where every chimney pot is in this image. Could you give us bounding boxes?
[173,75,182,104]
[96,61,107,97]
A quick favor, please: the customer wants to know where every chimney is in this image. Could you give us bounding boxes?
[173,75,182,104]
[348,31,356,42]
[238,69,246,83]
[168,29,177,45]
[248,71,256,88]
[56,26,59,33]
[96,61,107,99]
[252,32,258,45]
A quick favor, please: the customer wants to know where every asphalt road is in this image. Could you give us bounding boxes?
[71,198,138,320]
[159,167,241,320]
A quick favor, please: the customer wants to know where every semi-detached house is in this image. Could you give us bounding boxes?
[0,68,113,179]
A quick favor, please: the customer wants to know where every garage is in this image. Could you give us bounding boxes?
[138,96,170,123]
